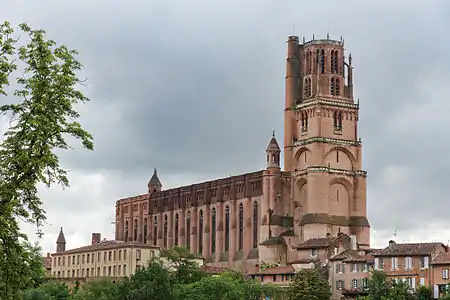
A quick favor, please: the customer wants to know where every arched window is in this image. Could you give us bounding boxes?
[124,220,129,242]
[163,215,168,247]
[174,213,179,246]
[306,50,312,73]
[199,210,204,254]
[320,49,325,73]
[331,50,339,74]
[225,206,230,251]
[211,208,216,253]
[253,202,258,248]
[301,111,308,131]
[238,203,244,251]
[143,218,148,244]
[133,219,138,241]
[333,110,343,130]
[331,77,335,96]
[186,211,191,250]
[153,216,158,246]
[335,78,340,96]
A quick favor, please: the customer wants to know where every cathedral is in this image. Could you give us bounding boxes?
[115,35,370,273]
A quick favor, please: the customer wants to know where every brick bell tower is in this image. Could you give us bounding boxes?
[284,35,370,248]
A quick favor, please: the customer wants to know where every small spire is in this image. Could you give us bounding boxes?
[272,129,275,138]
[149,168,162,186]
[57,227,66,244]
[327,32,330,40]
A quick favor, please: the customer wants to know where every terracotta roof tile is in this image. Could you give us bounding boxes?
[51,240,159,255]
[250,265,295,275]
[292,237,335,249]
[373,242,444,257]
[331,249,379,262]
[432,252,450,265]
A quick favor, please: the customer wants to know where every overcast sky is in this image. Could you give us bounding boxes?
[1,0,450,254]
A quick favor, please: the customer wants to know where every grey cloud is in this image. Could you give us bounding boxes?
[1,0,450,251]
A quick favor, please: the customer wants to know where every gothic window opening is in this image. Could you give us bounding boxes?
[238,203,244,251]
[335,78,340,96]
[225,206,230,252]
[199,210,204,254]
[133,219,138,241]
[124,220,129,242]
[333,110,342,130]
[163,215,168,247]
[330,77,335,95]
[143,218,148,244]
[304,78,312,98]
[211,208,216,253]
[320,49,325,73]
[252,202,258,248]
[306,50,312,73]
[174,213,179,246]
[316,49,320,73]
[186,211,191,250]
[153,216,157,246]
[304,151,307,163]
[336,150,339,163]
[301,111,308,131]
[336,189,339,202]
[331,50,339,73]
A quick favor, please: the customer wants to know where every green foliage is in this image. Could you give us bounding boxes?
[0,20,93,298]
[415,285,432,300]
[367,270,391,300]
[388,280,413,300]
[71,279,117,300]
[288,268,331,300]
[20,281,71,300]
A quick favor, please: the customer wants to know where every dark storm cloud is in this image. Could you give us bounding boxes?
[1,0,450,251]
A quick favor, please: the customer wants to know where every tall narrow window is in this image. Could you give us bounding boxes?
[336,150,339,163]
[163,215,168,247]
[331,50,339,73]
[211,208,216,253]
[133,219,138,241]
[253,202,258,248]
[333,110,342,130]
[238,203,244,251]
[320,49,325,73]
[124,220,129,242]
[153,216,158,246]
[335,78,340,96]
[186,211,191,250]
[174,213,179,246]
[301,111,308,131]
[330,78,335,95]
[199,210,204,254]
[306,50,312,73]
[225,206,230,251]
[143,218,148,244]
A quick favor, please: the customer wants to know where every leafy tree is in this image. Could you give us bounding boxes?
[115,259,175,300]
[288,268,331,300]
[0,21,93,298]
[366,270,391,300]
[20,281,71,300]
[176,271,276,300]
[388,279,413,300]
[72,278,117,300]
[415,285,432,300]
[160,246,206,285]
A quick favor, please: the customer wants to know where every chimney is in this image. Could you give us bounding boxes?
[47,252,50,258]
[91,233,101,245]
[350,235,357,250]
[389,240,396,248]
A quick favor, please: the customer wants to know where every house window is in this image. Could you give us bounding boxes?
[335,263,340,274]
[391,257,398,270]
[405,257,412,270]
[363,263,368,272]
[336,280,344,290]
[352,279,358,289]
[442,269,449,279]
[420,256,429,269]
[311,249,318,257]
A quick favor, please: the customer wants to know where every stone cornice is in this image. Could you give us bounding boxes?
[294,97,359,110]
[293,136,361,147]
[292,166,367,177]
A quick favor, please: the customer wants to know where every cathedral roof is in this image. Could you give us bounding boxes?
[56,227,66,244]
[148,168,162,186]
[266,130,280,152]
